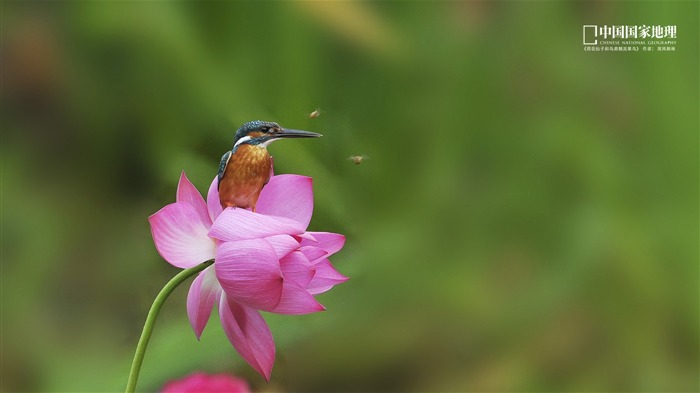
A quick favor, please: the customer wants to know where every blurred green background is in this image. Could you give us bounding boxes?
[2,1,698,392]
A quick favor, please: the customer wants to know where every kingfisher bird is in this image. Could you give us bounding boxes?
[217,120,321,211]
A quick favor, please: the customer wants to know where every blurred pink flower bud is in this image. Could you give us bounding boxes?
[161,372,250,393]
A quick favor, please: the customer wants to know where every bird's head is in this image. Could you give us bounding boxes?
[232,120,321,149]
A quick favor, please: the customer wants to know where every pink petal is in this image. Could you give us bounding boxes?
[215,240,283,311]
[265,235,300,259]
[177,171,211,227]
[209,209,305,241]
[295,232,317,242]
[280,251,314,287]
[149,202,216,268]
[307,259,349,295]
[272,280,325,315]
[300,232,345,257]
[187,266,221,339]
[219,296,275,381]
[299,246,328,263]
[207,177,224,223]
[256,175,314,228]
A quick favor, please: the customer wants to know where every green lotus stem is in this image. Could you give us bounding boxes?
[125,260,214,393]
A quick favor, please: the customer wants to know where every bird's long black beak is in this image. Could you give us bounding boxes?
[275,128,323,138]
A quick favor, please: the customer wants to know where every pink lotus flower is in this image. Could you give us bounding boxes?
[160,371,250,393]
[149,172,347,380]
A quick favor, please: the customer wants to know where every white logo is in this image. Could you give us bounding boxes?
[583,25,677,52]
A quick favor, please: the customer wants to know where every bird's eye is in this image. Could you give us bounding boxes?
[260,127,269,132]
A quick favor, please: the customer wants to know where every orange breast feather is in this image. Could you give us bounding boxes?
[218,145,272,210]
